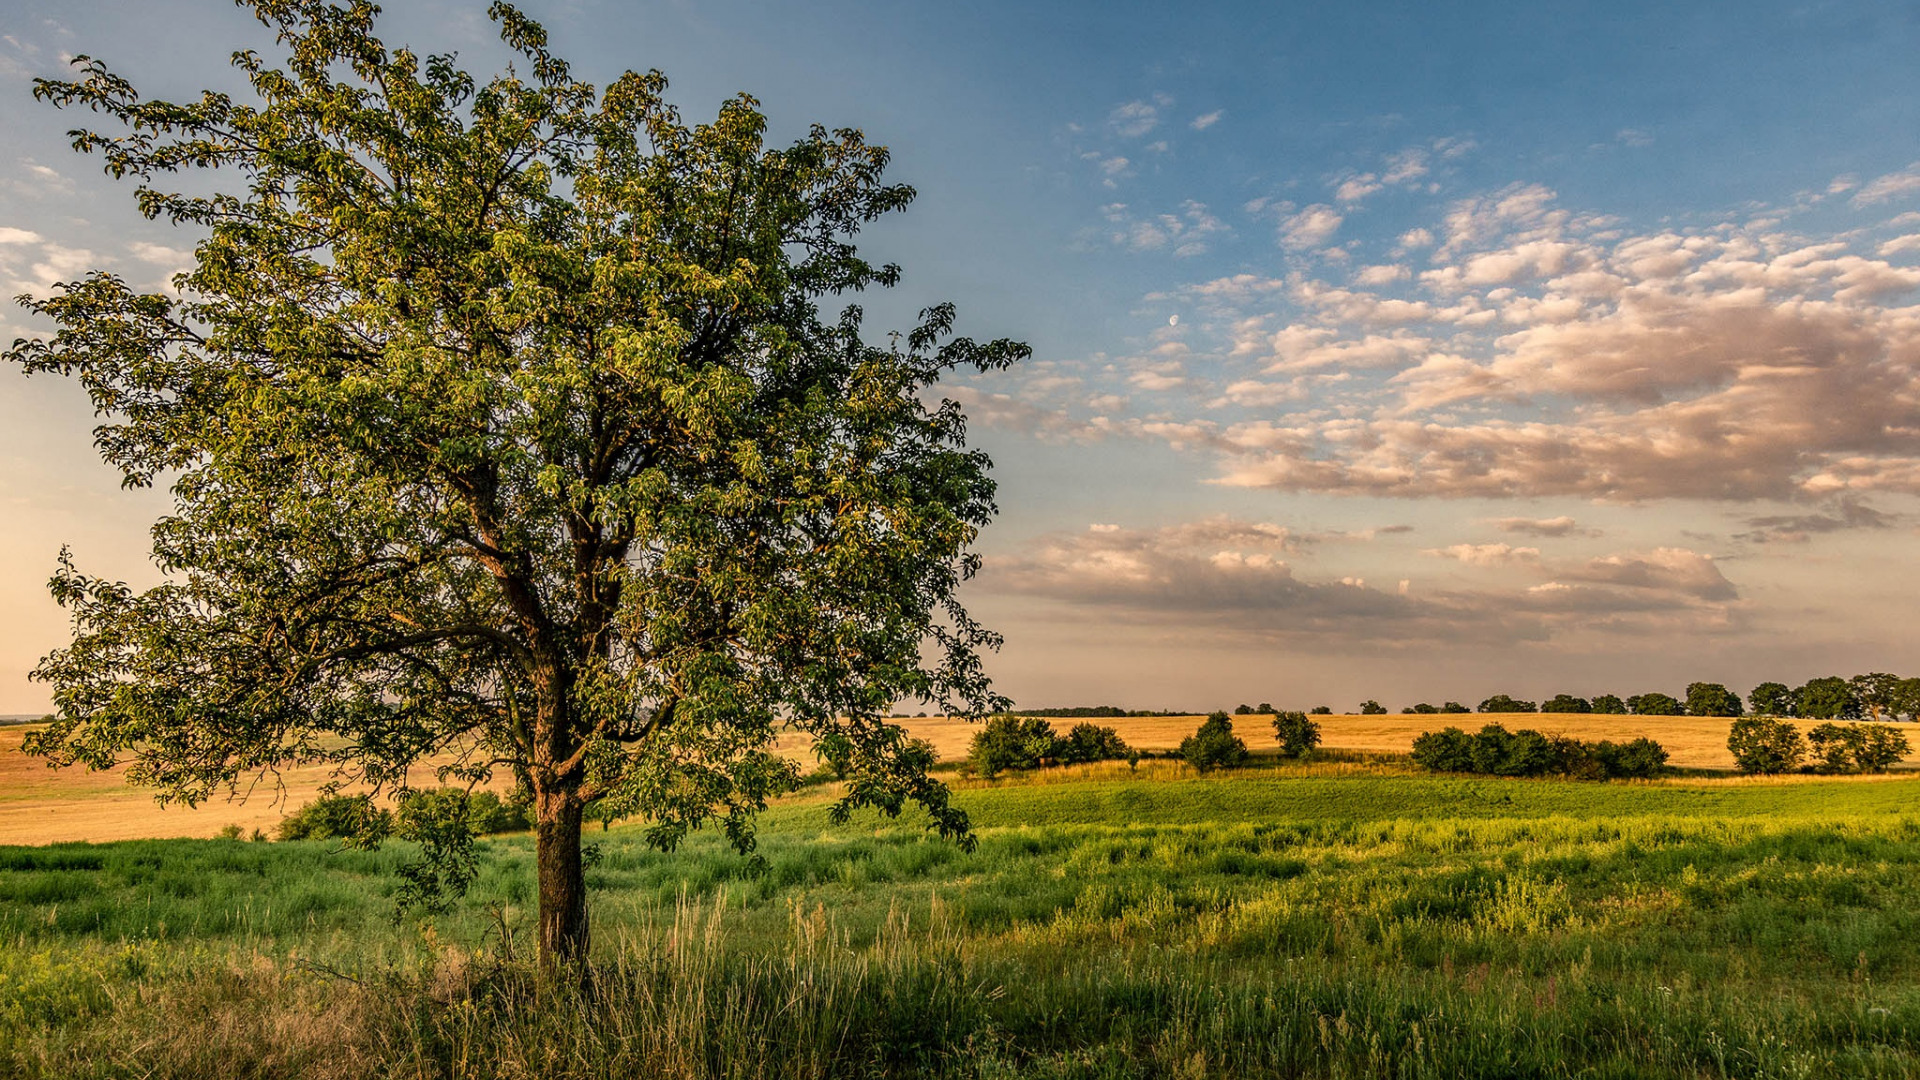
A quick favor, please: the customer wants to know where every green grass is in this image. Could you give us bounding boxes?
[5,768,1920,1077]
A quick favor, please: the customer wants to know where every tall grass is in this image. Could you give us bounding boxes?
[5,771,1920,1076]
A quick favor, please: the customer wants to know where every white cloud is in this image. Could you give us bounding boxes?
[1334,174,1382,204]
[1190,110,1224,131]
[1279,204,1343,250]
[1101,200,1230,257]
[1488,516,1595,538]
[1854,163,1920,207]
[1423,542,1540,566]
[1109,100,1160,138]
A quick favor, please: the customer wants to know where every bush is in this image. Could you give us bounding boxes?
[1860,724,1911,771]
[1590,694,1627,714]
[1309,705,1332,715]
[1409,727,1475,772]
[1358,700,1387,715]
[1727,715,1805,775]
[1439,701,1471,714]
[1056,723,1132,765]
[275,793,391,842]
[1478,694,1537,713]
[966,716,1060,777]
[1541,694,1590,714]
[1410,725,1668,780]
[1271,711,1321,758]
[1408,702,1438,714]
[1179,712,1249,772]
[1807,722,1911,774]
[1592,737,1669,779]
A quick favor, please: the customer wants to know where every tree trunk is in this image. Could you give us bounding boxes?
[535,788,589,970]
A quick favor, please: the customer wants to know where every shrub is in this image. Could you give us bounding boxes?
[1056,723,1132,765]
[1590,694,1627,714]
[1727,715,1806,775]
[1541,694,1590,714]
[967,716,1060,777]
[1685,682,1742,717]
[1807,722,1911,774]
[1411,725,1668,780]
[1468,724,1555,775]
[1592,737,1669,779]
[1627,692,1684,716]
[1478,694,1536,713]
[1859,724,1912,771]
[1358,700,1387,715]
[1179,712,1249,772]
[1409,702,1438,714]
[1439,701,1471,714]
[1309,705,1332,715]
[1409,727,1475,772]
[1807,723,1858,774]
[1545,734,1604,780]
[1500,728,1557,776]
[275,793,391,842]
[1233,704,1254,715]
[1271,711,1321,758]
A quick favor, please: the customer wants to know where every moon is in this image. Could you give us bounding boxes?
[1168,314,1179,326]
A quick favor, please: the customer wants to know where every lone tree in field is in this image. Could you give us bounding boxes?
[9,2,1024,967]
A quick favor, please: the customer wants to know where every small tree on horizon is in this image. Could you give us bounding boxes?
[1628,693,1685,716]
[1747,682,1795,717]
[1797,677,1861,720]
[1850,673,1901,722]
[1684,682,1743,718]
[1478,694,1537,714]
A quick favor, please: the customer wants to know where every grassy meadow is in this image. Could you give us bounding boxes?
[5,750,1920,1077]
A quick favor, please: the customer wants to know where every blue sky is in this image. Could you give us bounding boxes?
[1,0,1918,713]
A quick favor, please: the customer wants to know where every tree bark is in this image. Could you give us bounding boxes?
[535,787,589,971]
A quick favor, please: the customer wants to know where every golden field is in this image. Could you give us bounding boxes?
[1,711,1914,845]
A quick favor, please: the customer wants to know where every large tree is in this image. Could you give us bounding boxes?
[9,1,1023,966]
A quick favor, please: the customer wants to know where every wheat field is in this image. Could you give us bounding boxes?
[3,711,1913,845]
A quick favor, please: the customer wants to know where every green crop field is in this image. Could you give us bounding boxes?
[5,761,1920,1078]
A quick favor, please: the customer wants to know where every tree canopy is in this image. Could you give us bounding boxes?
[10,0,1024,966]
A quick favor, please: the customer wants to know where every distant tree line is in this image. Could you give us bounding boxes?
[1007,706,1194,718]
[1385,674,1920,721]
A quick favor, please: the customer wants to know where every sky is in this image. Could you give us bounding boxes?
[1,0,1918,714]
